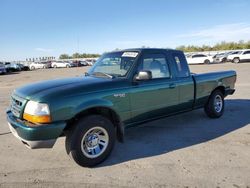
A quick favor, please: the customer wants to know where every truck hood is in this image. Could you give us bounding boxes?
[14,76,112,101]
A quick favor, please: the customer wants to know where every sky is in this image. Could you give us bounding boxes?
[0,0,250,60]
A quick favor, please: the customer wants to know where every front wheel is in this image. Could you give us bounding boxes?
[204,90,224,118]
[65,115,115,167]
[233,58,240,64]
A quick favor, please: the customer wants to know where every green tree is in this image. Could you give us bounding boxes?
[72,53,80,59]
[59,54,70,59]
[176,40,250,52]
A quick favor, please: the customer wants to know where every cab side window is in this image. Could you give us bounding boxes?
[172,53,190,77]
[138,54,171,79]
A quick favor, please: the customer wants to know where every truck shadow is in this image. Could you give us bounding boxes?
[100,99,250,167]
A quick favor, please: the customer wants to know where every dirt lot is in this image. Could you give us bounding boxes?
[0,63,249,188]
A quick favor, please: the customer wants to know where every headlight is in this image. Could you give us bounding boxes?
[23,101,51,124]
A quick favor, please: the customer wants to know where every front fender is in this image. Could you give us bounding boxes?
[74,99,115,116]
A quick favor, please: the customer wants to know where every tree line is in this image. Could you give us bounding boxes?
[59,40,250,58]
[59,53,100,59]
[176,40,250,52]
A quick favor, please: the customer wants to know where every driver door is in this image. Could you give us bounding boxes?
[129,53,179,123]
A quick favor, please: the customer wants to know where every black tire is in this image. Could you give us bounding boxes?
[204,90,224,118]
[53,65,57,68]
[222,58,227,63]
[204,59,210,64]
[65,115,116,167]
[233,58,240,64]
[66,64,70,68]
[30,66,35,70]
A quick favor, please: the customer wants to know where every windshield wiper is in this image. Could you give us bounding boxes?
[91,72,114,79]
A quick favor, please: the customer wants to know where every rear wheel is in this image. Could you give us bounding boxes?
[204,59,210,64]
[66,64,70,68]
[233,58,240,64]
[53,65,57,68]
[30,66,35,70]
[65,115,115,167]
[204,90,224,118]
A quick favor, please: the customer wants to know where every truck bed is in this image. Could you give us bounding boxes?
[192,70,237,108]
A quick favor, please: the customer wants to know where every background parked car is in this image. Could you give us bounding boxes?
[213,53,228,63]
[51,61,74,68]
[85,59,95,66]
[71,61,82,67]
[4,62,21,72]
[79,60,89,66]
[0,62,7,74]
[17,63,30,71]
[43,61,52,68]
[227,50,250,63]
[29,62,50,70]
[186,54,213,64]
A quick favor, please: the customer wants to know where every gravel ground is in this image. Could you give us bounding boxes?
[0,63,249,188]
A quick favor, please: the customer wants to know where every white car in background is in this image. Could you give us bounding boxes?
[51,61,73,68]
[186,54,213,64]
[227,50,250,63]
[29,62,49,70]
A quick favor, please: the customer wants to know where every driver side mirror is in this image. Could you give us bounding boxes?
[135,70,152,81]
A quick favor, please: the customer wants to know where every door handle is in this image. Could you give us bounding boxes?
[169,83,176,89]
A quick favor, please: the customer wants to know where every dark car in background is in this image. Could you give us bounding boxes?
[18,64,30,71]
[4,62,21,72]
[0,62,7,74]
[71,61,82,67]
[79,60,89,66]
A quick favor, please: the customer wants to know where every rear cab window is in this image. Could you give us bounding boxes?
[171,52,190,78]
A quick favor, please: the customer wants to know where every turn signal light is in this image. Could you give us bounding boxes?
[23,113,51,124]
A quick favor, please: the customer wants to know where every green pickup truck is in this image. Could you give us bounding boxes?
[6,48,236,167]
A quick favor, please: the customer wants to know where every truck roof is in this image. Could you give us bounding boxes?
[113,48,183,54]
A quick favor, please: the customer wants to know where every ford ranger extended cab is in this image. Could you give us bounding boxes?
[6,48,236,167]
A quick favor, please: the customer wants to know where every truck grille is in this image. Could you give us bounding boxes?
[10,95,26,118]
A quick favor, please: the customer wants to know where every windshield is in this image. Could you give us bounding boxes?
[88,51,139,78]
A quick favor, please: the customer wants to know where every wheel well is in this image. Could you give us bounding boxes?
[66,107,124,142]
[213,86,225,96]
[205,86,225,106]
[233,57,240,60]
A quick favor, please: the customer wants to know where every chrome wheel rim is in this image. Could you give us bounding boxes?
[214,95,223,113]
[81,126,109,158]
